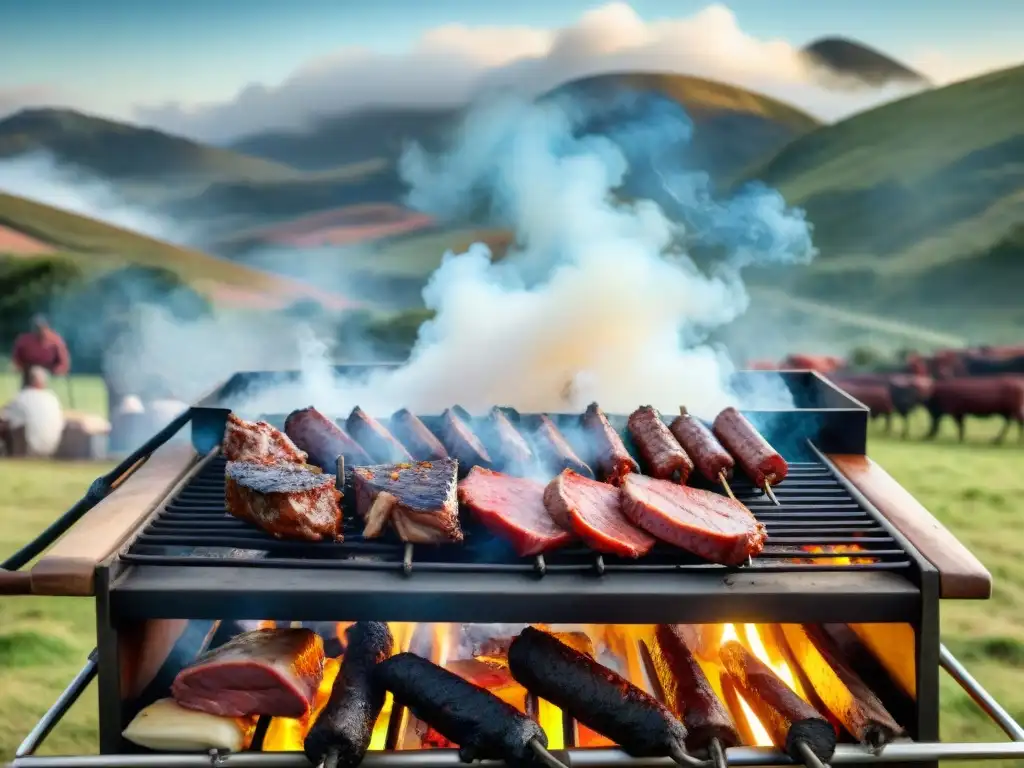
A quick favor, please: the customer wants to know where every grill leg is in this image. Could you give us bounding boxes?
[95,570,125,755]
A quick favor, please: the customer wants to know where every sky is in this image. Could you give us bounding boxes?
[1,0,1021,142]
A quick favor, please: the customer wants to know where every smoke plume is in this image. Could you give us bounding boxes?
[239,90,815,419]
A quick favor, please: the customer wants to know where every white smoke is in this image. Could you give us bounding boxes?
[0,151,189,243]
[237,91,815,420]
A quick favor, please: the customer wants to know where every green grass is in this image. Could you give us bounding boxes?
[742,64,1024,332]
[0,407,1021,760]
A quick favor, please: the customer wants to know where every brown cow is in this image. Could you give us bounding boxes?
[832,374,933,438]
[925,377,1024,443]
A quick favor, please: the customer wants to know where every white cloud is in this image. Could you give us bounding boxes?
[134,2,927,144]
[0,84,74,119]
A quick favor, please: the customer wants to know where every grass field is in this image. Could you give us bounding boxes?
[0,410,1021,761]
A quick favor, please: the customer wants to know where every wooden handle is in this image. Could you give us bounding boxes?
[0,569,33,595]
[28,442,202,597]
[826,453,992,600]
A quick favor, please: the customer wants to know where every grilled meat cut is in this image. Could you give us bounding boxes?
[353,458,462,544]
[375,652,548,766]
[484,408,535,474]
[390,409,449,461]
[440,407,493,472]
[347,407,414,464]
[171,628,325,718]
[531,415,593,478]
[458,467,574,557]
[621,474,765,565]
[712,407,788,489]
[581,402,639,486]
[627,406,693,482]
[284,406,372,472]
[645,625,739,752]
[223,412,307,465]
[225,461,342,542]
[544,469,655,558]
[508,627,690,760]
[669,408,735,484]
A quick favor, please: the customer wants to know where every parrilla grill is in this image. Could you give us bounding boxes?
[2,367,1023,768]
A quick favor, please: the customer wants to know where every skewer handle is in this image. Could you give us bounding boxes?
[529,738,571,768]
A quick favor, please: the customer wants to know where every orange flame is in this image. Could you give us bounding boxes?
[800,544,876,565]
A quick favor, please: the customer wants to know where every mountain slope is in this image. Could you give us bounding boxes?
[802,37,928,87]
[0,108,298,183]
[232,72,821,183]
[0,191,351,309]
[743,63,1024,334]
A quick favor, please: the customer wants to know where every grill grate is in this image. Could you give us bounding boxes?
[121,456,912,575]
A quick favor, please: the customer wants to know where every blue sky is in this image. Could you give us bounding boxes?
[1,0,1020,132]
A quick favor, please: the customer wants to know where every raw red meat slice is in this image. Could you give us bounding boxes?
[543,469,655,558]
[171,628,325,718]
[458,467,574,556]
[621,474,766,565]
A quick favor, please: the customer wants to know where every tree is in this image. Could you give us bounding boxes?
[0,256,84,350]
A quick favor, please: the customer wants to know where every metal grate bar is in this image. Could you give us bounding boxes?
[121,457,911,575]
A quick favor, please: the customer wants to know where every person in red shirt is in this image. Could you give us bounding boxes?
[12,315,71,388]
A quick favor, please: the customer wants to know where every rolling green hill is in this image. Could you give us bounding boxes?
[743,63,1024,336]
[0,108,299,183]
[0,191,352,309]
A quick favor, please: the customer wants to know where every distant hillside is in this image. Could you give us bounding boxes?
[744,64,1024,335]
[802,37,929,87]
[232,72,820,183]
[0,191,353,310]
[0,108,297,183]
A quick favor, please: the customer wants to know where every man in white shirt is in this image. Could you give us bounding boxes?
[0,366,65,457]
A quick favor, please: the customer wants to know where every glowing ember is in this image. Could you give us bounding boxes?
[800,544,876,565]
[719,624,773,747]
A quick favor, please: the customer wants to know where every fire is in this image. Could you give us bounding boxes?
[800,544,876,565]
[263,657,341,751]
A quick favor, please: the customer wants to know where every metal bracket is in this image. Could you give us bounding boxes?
[11,643,1024,766]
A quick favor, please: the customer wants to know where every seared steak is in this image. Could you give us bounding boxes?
[225,461,342,541]
[353,458,462,544]
[222,412,306,465]
[284,406,372,472]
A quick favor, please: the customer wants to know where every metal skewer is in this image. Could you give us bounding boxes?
[402,543,415,575]
[795,739,831,768]
[336,455,345,481]
[323,748,340,768]
[529,739,571,768]
[763,483,781,506]
[668,741,712,767]
[708,737,728,768]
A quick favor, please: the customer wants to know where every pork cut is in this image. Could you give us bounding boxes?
[543,469,655,558]
[222,412,307,465]
[353,458,462,544]
[225,461,342,542]
[621,474,766,565]
[458,466,574,557]
[171,628,325,718]
[347,407,414,463]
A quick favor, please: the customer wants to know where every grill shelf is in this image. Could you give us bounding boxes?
[121,457,912,575]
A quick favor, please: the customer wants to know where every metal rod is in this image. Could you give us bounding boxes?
[402,543,414,576]
[794,741,828,768]
[530,739,570,768]
[16,742,1024,768]
[16,651,98,758]
[708,738,728,768]
[940,643,1024,741]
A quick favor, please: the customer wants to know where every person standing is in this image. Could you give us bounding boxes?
[0,366,65,457]
[11,315,71,388]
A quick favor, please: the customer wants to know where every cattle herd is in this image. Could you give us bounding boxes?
[748,347,1024,444]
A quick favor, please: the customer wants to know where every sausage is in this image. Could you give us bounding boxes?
[486,408,535,474]
[581,403,639,486]
[646,625,739,752]
[779,625,903,748]
[285,406,373,472]
[720,641,835,763]
[669,408,734,484]
[390,409,449,461]
[627,406,693,482]
[711,407,787,488]
[304,622,394,768]
[347,407,414,464]
[375,652,547,766]
[532,415,593,478]
[440,408,493,473]
[508,627,689,759]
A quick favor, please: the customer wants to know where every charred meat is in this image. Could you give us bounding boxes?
[712,407,788,489]
[440,407,493,471]
[484,408,535,475]
[531,415,593,478]
[284,406,372,472]
[347,407,414,464]
[627,406,693,483]
[225,461,342,542]
[223,412,307,465]
[353,458,462,544]
[581,402,639,486]
[390,409,449,461]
